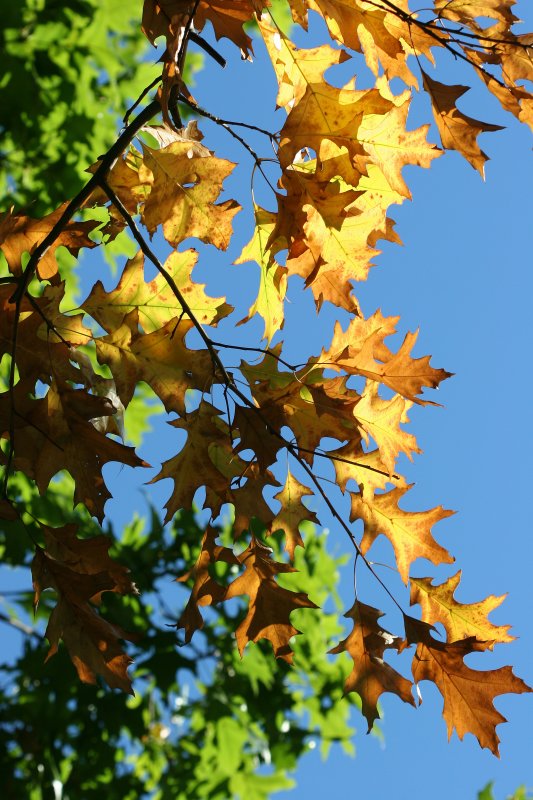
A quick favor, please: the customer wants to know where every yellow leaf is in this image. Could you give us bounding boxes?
[259,16,349,111]
[353,381,420,474]
[235,206,287,343]
[410,571,514,647]
[351,485,454,583]
[82,249,232,333]
[139,142,240,249]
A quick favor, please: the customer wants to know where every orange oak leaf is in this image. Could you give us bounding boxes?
[351,485,454,583]
[32,526,138,692]
[240,356,359,464]
[194,0,262,57]
[96,309,215,415]
[321,310,452,404]
[225,536,318,662]
[142,0,262,57]
[421,69,503,176]
[410,571,514,649]
[176,526,240,642]
[467,50,533,132]
[433,0,518,29]
[405,615,532,755]
[270,469,319,560]
[142,0,191,46]
[153,401,232,522]
[153,401,278,530]
[329,601,415,730]
[82,249,232,334]
[0,203,99,281]
[232,404,282,472]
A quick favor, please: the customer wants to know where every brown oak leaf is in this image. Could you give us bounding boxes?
[329,601,415,730]
[32,525,138,692]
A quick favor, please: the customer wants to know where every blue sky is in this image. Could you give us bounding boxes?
[2,3,532,798]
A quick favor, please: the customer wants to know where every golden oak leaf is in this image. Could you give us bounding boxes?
[0,203,99,281]
[296,192,382,290]
[225,536,318,662]
[321,308,397,369]
[32,527,137,692]
[351,485,454,583]
[96,310,214,415]
[355,162,405,215]
[329,440,407,500]
[356,98,441,198]
[305,0,413,84]
[496,34,533,84]
[270,470,319,560]
[6,381,148,522]
[139,141,240,250]
[322,313,451,404]
[82,249,232,333]
[268,167,372,311]
[278,82,391,170]
[405,618,532,755]
[410,571,514,648]
[235,206,287,344]
[87,147,146,215]
[353,381,420,475]
[421,69,503,176]
[329,601,415,730]
[176,526,240,642]
[468,53,533,132]
[259,17,350,111]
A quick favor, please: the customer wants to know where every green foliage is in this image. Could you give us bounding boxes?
[0,0,200,216]
[0,483,359,798]
[478,783,533,800]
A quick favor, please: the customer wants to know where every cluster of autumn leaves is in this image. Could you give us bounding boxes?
[1,0,532,754]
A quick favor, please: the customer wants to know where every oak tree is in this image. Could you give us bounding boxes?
[1,0,532,783]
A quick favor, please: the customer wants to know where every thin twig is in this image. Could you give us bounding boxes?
[178,94,278,193]
[0,610,40,640]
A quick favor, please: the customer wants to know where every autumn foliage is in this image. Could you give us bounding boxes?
[1,0,532,757]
